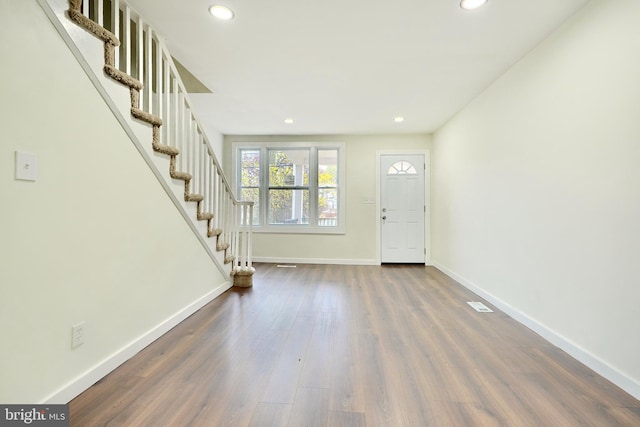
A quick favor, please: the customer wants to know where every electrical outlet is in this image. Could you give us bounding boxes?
[71,322,85,349]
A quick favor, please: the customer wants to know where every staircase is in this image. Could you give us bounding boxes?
[40,0,254,286]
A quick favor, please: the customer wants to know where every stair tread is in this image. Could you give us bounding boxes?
[170,171,192,181]
[104,65,143,90]
[186,194,204,203]
[68,8,119,46]
[153,143,179,156]
[198,212,214,221]
[132,108,162,126]
[208,228,223,237]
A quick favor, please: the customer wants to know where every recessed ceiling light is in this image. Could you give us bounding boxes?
[460,0,488,10]
[209,5,234,20]
[284,118,294,124]
[394,116,405,123]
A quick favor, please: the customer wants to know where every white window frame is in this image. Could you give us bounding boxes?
[232,141,346,234]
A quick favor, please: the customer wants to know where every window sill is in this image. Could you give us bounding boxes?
[250,225,346,235]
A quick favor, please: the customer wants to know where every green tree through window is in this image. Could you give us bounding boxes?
[268,149,309,225]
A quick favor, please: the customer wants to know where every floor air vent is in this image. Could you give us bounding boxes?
[467,301,493,312]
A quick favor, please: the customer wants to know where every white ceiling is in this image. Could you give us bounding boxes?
[126,0,590,136]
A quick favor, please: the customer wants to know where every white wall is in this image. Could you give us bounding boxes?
[0,0,227,403]
[198,113,225,164]
[225,134,432,264]
[432,0,640,398]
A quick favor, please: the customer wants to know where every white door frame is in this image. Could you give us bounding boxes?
[376,150,431,265]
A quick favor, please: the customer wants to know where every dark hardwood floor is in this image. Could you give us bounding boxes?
[70,263,640,426]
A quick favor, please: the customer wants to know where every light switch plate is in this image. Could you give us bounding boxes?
[15,151,37,181]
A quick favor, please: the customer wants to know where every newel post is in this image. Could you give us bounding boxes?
[231,202,254,288]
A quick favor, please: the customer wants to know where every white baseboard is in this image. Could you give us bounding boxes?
[433,262,640,401]
[254,256,378,266]
[42,281,231,404]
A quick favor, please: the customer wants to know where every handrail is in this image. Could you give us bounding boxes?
[70,0,253,274]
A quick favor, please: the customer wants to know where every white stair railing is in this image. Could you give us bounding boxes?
[63,0,254,278]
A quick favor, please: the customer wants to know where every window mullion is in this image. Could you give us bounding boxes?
[260,146,268,226]
[309,147,318,227]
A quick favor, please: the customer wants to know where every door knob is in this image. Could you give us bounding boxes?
[382,216,387,220]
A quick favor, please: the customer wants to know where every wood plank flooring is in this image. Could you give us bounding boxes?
[70,264,640,426]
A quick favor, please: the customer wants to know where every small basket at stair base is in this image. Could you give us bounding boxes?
[231,268,255,288]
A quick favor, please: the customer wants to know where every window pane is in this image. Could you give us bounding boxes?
[318,188,337,227]
[318,149,338,227]
[387,160,417,175]
[241,188,260,225]
[269,149,309,187]
[318,149,338,187]
[241,150,260,186]
[269,189,309,224]
[239,149,261,225]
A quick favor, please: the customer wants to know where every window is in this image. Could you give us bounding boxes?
[235,142,345,233]
[387,160,417,175]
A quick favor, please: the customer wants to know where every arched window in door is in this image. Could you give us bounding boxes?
[387,160,417,175]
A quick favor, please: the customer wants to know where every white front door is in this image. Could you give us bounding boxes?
[380,154,425,263]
